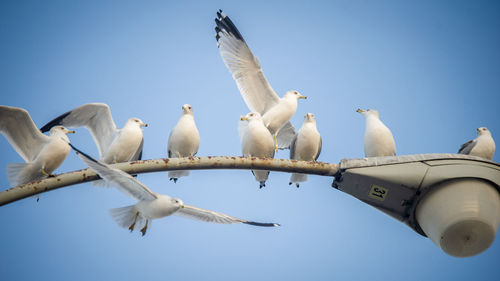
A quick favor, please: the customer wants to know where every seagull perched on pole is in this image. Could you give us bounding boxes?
[458,127,495,160]
[215,10,307,150]
[0,105,74,187]
[289,113,322,188]
[69,143,279,236]
[167,104,200,183]
[357,108,396,157]
[239,112,275,188]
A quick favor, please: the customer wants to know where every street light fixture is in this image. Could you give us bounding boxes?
[332,153,500,257]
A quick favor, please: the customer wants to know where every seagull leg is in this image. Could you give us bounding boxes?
[129,212,139,232]
[140,220,148,236]
[273,134,278,151]
[41,168,55,177]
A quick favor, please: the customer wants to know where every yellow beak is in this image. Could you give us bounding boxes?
[240,116,248,121]
[356,108,364,113]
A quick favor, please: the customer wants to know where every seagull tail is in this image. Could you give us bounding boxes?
[6,163,42,187]
[168,170,190,181]
[289,173,307,185]
[109,205,137,228]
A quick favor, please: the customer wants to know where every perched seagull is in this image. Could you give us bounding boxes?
[69,144,279,236]
[458,127,495,160]
[357,109,396,157]
[40,103,147,164]
[215,10,307,150]
[0,105,75,187]
[167,104,200,183]
[239,112,275,188]
[289,113,322,188]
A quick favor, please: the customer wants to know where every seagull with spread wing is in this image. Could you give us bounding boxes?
[69,144,279,236]
[458,127,495,160]
[40,103,147,164]
[215,10,307,150]
[0,105,75,187]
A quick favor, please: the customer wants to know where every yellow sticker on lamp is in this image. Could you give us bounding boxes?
[368,185,388,201]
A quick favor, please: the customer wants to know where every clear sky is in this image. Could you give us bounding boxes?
[1,0,499,280]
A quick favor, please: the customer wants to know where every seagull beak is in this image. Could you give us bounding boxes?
[142,123,148,128]
[240,116,248,121]
[180,204,185,209]
[356,108,364,113]
[476,128,480,133]
[299,95,307,99]
[68,130,76,134]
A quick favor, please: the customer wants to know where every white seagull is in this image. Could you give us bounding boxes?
[69,144,279,236]
[357,109,396,157]
[215,10,307,150]
[0,105,75,187]
[458,127,495,160]
[167,104,200,183]
[289,113,322,188]
[239,112,275,188]
[40,103,147,164]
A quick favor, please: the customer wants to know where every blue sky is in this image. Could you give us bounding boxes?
[1,0,499,280]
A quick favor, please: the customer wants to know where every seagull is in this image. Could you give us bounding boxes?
[239,112,275,188]
[357,109,396,157]
[69,143,279,236]
[0,105,75,187]
[289,113,322,188]
[458,127,495,160]
[40,103,147,164]
[215,10,307,150]
[167,104,200,183]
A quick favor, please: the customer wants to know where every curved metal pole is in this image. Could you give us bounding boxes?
[0,156,339,206]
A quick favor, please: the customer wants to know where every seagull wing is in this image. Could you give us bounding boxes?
[176,204,279,227]
[215,10,280,114]
[0,105,49,162]
[458,139,476,155]
[70,143,156,201]
[40,103,118,159]
[314,136,322,161]
[289,132,298,159]
[130,138,144,161]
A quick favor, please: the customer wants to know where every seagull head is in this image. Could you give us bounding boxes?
[182,104,194,115]
[304,113,316,122]
[477,127,491,136]
[172,198,184,209]
[127,118,148,128]
[50,125,75,135]
[356,108,380,119]
[284,90,307,100]
[240,112,262,122]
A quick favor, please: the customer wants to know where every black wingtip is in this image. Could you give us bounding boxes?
[214,9,245,42]
[244,221,280,227]
[68,143,100,164]
[39,110,72,132]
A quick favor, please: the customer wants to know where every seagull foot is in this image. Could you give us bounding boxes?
[259,182,265,189]
[128,222,136,232]
[170,178,178,183]
[140,225,147,236]
[41,168,55,177]
[296,183,300,188]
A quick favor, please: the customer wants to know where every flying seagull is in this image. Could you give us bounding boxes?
[215,10,307,150]
[40,103,147,164]
[0,105,74,187]
[239,112,275,188]
[289,113,322,188]
[167,104,200,183]
[357,109,396,157]
[458,127,495,160]
[69,143,279,236]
